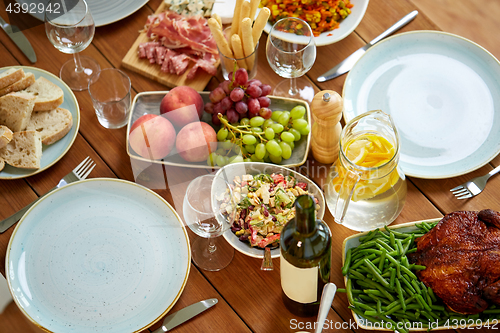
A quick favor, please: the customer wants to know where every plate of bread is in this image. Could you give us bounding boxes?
[0,66,80,179]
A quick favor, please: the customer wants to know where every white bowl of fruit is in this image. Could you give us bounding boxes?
[126,68,312,168]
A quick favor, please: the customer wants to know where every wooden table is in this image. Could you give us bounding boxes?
[1,0,500,332]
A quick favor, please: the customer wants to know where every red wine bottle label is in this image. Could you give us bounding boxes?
[280,256,318,303]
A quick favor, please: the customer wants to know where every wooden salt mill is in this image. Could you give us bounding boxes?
[310,90,343,164]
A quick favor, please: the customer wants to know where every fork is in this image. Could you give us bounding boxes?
[0,156,96,233]
[450,165,500,199]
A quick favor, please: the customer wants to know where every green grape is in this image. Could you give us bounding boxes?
[233,144,242,154]
[227,131,234,140]
[266,139,282,157]
[270,123,284,133]
[250,154,263,162]
[263,119,275,128]
[206,153,217,166]
[279,142,292,159]
[229,155,244,164]
[281,131,295,143]
[255,143,266,159]
[242,134,257,145]
[299,124,311,135]
[244,158,252,162]
[251,127,263,133]
[250,116,265,127]
[240,118,250,125]
[216,155,226,166]
[289,128,301,141]
[265,127,275,140]
[290,105,306,119]
[271,111,282,121]
[288,141,295,150]
[278,112,290,126]
[215,148,225,155]
[263,155,271,163]
[245,144,255,154]
[269,153,282,164]
[292,118,308,130]
[263,149,269,159]
[217,128,228,141]
[221,140,233,150]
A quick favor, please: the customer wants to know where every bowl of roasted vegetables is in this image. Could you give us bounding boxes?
[216,162,325,259]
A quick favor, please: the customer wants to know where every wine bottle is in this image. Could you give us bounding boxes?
[280,194,332,317]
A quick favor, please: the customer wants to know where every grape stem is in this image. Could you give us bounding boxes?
[218,114,268,143]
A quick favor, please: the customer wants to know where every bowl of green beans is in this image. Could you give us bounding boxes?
[339,219,500,333]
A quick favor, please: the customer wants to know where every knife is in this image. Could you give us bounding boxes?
[317,10,418,82]
[152,298,218,332]
[0,16,37,63]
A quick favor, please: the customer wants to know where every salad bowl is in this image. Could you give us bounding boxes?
[215,162,325,259]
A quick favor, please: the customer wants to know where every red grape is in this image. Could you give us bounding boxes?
[247,98,260,116]
[220,96,233,111]
[239,111,248,119]
[235,101,248,114]
[230,87,245,102]
[227,109,239,123]
[213,102,225,115]
[248,79,262,86]
[227,72,233,82]
[259,107,272,119]
[212,113,222,126]
[209,87,226,103]
[246,84,262,98]
[260,84,272,96]
[220,80,232,94]
[234,68,248,86]
[204,102,215,114]
[258,96,271,108]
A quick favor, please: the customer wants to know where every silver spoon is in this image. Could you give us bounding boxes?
[314,283,337,333]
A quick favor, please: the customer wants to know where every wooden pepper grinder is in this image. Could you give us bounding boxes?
[310,90,343,164]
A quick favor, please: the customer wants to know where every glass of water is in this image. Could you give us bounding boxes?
[266,17,316,103]
[45,0,100,91]
[88,68,131,129]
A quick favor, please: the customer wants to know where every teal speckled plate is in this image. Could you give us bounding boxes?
[6,178,190,333]
[343,31,500,179]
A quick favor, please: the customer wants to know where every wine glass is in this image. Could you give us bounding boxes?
[183,174,236,271]
[266,17,317,103]
[45,0,100,91]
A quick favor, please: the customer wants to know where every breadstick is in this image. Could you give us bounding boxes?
[208,18,235,71]
[241,17,256,70]
[249,0,260,21]
[230,0,243,37]
[238,1,251,37]
[212,13,222,29]
[230,34,248,70]
[253,7,270,45]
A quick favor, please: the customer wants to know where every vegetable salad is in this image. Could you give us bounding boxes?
[229,173,319,249]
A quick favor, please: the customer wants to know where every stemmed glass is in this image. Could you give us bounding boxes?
[183,174,236,271]
[45,0,100,91]
[266,17,317,103]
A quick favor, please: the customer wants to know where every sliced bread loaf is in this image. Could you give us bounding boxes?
[0,72,35,97]
[0,68,24,90]
[0,92,36,132]
[0,130,42,169]
[22,77,64,111]
[0,125,13,149]
[27,108,73,145]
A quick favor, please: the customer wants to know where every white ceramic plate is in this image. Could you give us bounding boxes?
[6,178,191,333]
[216,162,326,259]
[0,66,80,180]
[261,0,369,47]
[126,92,312,169]
[16,0,149,27]
[343,31,500,179]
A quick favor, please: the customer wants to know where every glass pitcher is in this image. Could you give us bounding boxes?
[325,110,407,231]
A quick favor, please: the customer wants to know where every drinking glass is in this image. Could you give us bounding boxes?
[266,17,316,103]
[45,0,100,91]
[183,174,236,271]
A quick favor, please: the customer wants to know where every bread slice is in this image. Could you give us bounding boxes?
[0,125,13,149]
[0,130,42,169]
[0,157,4,172]
[0,92,36,132]
[0,72,35,97]
[0,68,24,90]
[22,77,64,111]
[27,108,72,145]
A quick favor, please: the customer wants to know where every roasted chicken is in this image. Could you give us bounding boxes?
[408,209,500,314]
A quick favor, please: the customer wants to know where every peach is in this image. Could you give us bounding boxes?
[160,86,204,128]
[129,114,176,160]
[175,122,217,162]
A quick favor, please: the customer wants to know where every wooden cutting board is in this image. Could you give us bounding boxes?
[122,2,218,91]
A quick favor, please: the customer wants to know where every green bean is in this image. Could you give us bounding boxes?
[347,278,355,305]
[395,279,406,312]
[376,238,395,252]
[410,264,426,270]
[401,265,417,279]
[389,268,396,289]
[376,299,382,314]
[390,232,396,248]
[384,225,411,239]
[342,248,352,276]
[427,287,437,302]
[353,301,376,311]
[348,269,366,280]
[351,253,377,270]
[415,294,432,312]
[430,304,445,311]
[359,230,376,243]
[484,309,500,314]
[410,279,421,294]
[396,238,404,256]
[378,249,386,272]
